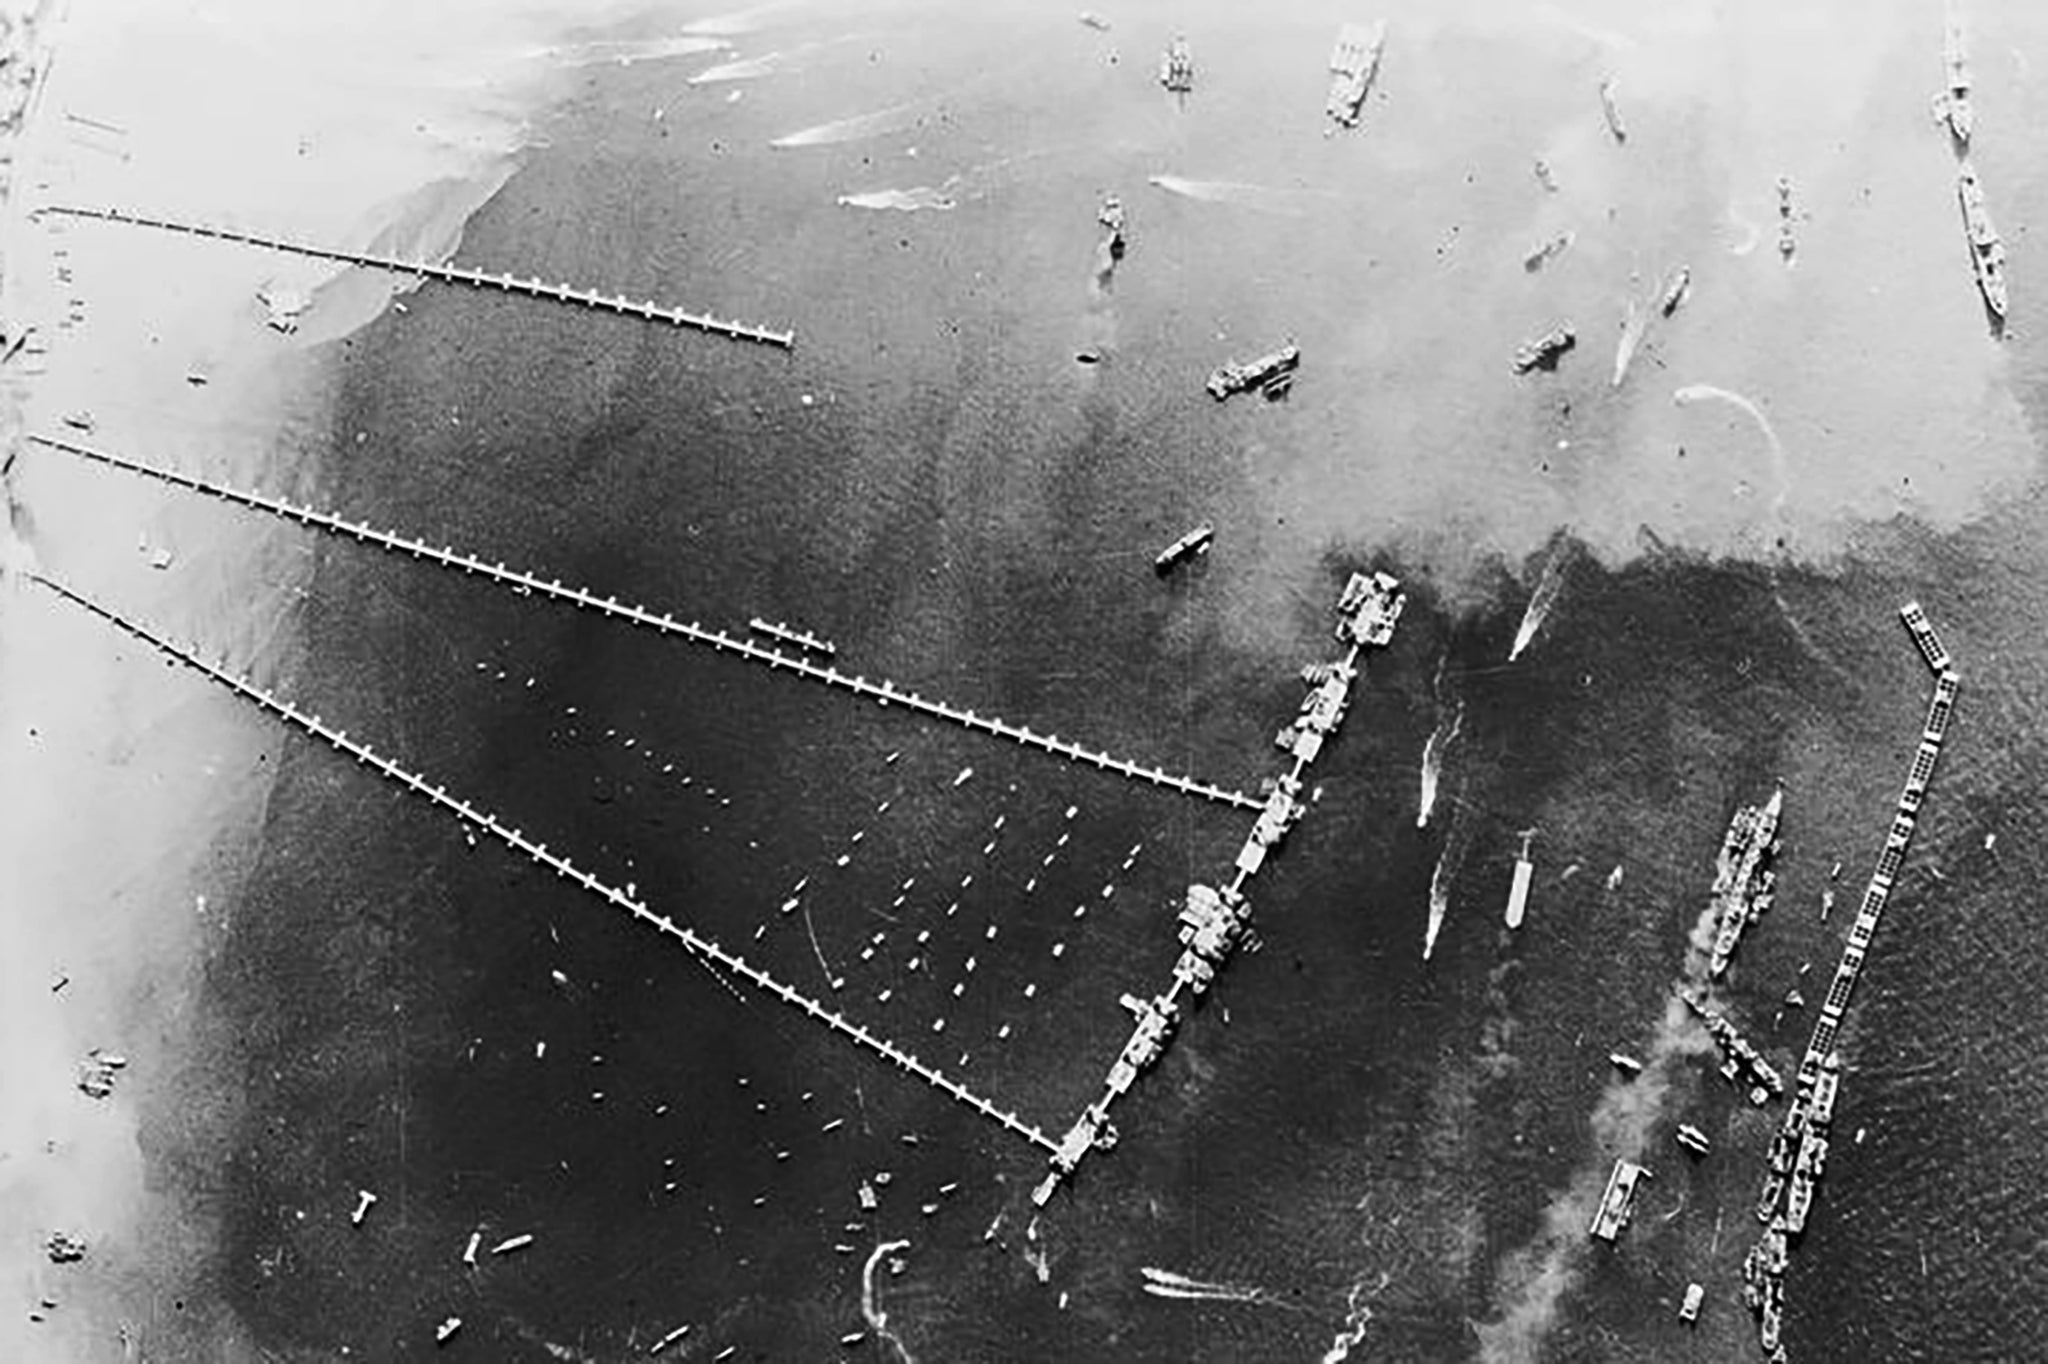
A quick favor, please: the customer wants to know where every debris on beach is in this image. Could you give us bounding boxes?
[256,283,310,335]
[46,1231,87,1264]
[351,1190,378,1226]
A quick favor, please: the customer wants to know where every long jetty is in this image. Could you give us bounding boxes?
[33,204,795,350]
[1744,602,1960,1357]
[30,571,1056,1156]
[31,434,1260,813]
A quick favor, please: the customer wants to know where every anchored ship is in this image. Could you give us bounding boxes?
[1511,324,1575,374]
[1155,522,1215,575]
[1589,1159,1650,1241]
[1942,5,1974,146]
[748,617,837,658]
[1325,20,1388,128]
[1958,164,2009,321]
[1206,342,1300,400]
[1504,830,1535,928]
[1160,34,1195,93]
[1658,264,1692,317]
[1707,786,1783,977]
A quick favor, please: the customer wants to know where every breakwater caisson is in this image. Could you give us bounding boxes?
[32,204,796,349]
[29,434,1260,812]
[1743,602,1961,1359]
[28,571,1060,1157]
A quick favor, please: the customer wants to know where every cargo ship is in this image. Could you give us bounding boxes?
[1504,830,1535,928]
[1958,164,2009,321]
[1325,20,1387,128]
[1511,324,1575,374]
[1160,34,1194,93]
[1206,342,1300,400]
[749,617,837,658]
[1154,522,1214,575]
[1589,1159,1650,1241]
[1942,5,1974,146]
[1707,786,1783,977]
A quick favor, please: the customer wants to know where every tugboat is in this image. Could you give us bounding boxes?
[1511,325,1575,374]
[1958,164,2009,321]
[1206,342,1300,400]
[1154,522,1215,575]
[1325,20,1387,129]
[1707,785,1783,978]
[1658,264,1691,317]
[1160,34,1195,93]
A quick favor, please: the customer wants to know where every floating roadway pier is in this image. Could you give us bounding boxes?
[31,572,1055,1156]
[32,434,1260,812]
[34,204,795,350]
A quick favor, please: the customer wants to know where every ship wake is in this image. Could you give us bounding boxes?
[1145,174,1325,217]
[1140,1266,1296,1308]
[1508,541,1571,663]
[1672,383,1790,520]
[773,93,950,148]
[1418,698,1462,829]
[1423,801,1472,961]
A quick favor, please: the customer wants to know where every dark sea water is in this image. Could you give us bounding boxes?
[186,2,2048,1361]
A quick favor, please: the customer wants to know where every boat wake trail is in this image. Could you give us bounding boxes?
[1476,846,1724,1362]
[1509,541,1570,663]
[838,181,962,212]
[1672,383,1790,519]
[863,1240,917,1364]
[551,35,731,68]
[689,49,791,83]
[1423,800,1472,961]
[1611,297,1646,388]
[1318,1278,1382,1363]
[773,95,946,148]
[1725,200,1762,256]
[1418,697,1463,829]
[1145,174,1319,217]
[1140,1266,1296,1308]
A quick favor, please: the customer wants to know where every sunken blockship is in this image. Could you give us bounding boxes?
[1032,572,1405,1206]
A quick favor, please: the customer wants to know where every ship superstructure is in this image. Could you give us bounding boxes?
[1324,20,1387,128]
[1706,785,1783,977]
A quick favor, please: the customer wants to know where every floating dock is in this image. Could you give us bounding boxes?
[33,204,795,350]
[32,434,1258,813]
[31,571,1057,1157]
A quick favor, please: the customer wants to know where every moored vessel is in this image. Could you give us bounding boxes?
[1958,164,2009,321]
[1206,342,1300,400]
[1325,20,1388,128]
[1511,324,1575,374]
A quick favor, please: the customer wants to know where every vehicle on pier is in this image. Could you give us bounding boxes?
[1206,342,1299,400]
[1154,522,1214,574]
[1589,1159,1650,1241]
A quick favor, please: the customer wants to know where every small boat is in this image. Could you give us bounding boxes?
[1657,265,1691,317]
[491,1233,535,1256]
[436,1318,462,1345]
[1154,522,1215,575]
[1511,325,1575,374]
[1505,831,1535,928]
[1599,76,1627,142]
[1609,1051,1644,1077]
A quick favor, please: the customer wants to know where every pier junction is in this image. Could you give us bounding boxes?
[31,434,1260,813]
[29,571,1060,1157]
[33,204,796,350]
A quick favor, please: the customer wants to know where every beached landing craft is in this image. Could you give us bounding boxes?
[1324,20,1387,129]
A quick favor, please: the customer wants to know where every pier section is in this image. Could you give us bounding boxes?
[1030,571,1406,1205]
[34,204,795,349]
[1743,603,1961,1358]
[31,572,1058,1158]
[32,434,1260,814]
